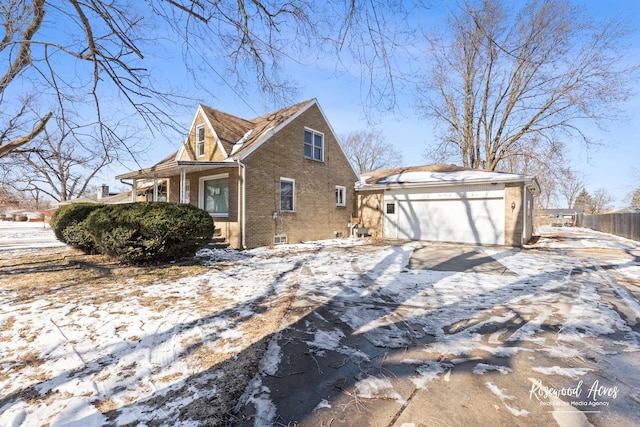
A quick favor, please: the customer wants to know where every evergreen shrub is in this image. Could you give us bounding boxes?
[85,202,214,264]
[50,203,104,252]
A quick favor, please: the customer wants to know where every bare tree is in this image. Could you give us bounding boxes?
[1,1,415,157]
[341,130,402,173]
[418,0,639,171]
[590,188,614,214]
[0,173,50,211]
[624,187,640,209]
[3,113,134,202]
[558,168,584,209]
[499,134,566,209]
[0,184,20,210]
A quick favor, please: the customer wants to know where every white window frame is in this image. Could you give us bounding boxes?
[336,186,346,207]
[280,178,295,212]
[196,124,205,158]
[386,202,396,215]
[199,173,229,217]
[304,128,324,162]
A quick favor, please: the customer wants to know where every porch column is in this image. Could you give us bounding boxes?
[131,179,137,202]
[153,174,159,202]
[180,168,187,203]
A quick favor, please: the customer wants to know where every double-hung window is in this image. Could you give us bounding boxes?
[280,178,295,212]
[335,186,346,206]
[196,124,205,157]
[304,129,324,161]
[200,174,229,216]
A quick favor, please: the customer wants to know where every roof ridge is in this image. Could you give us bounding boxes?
[199,104,254,126]
[249,98,316,122]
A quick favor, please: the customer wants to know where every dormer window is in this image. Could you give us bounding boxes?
[304,128,324,162]
[196,124,205,157]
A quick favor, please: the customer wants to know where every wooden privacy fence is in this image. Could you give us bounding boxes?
[577,212,640,242]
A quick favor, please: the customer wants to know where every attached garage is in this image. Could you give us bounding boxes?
[356,165,540,247]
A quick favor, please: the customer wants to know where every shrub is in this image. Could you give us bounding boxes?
[62,222,99,253]
[15,215,28,222]
[50,203,104,252]
[85,202,214,264]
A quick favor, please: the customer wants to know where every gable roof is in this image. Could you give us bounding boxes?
[117,99,318,180]
[358,164,540,194]
[199,105,254,156]
[190,98,316,161]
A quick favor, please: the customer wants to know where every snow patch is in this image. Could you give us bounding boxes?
[473,363,513,375]
[531,366,593,379]
[354,376,406,404]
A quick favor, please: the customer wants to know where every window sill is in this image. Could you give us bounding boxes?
[304,156,324,163]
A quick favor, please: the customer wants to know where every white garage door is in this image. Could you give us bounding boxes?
[384,187,505,245]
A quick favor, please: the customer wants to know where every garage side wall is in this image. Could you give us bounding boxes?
[356,190,384,238]
[504,183,524,246]
[524,186,535,243]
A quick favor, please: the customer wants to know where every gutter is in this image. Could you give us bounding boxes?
[356,175,541,194]
[116,160,230,180]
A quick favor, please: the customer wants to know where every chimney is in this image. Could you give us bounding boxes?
[97,184,109,200]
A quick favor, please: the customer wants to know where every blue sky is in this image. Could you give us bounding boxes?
[98,0,640,209]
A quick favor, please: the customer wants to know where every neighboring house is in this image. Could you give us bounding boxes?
[59,184,132,206]
[355,164,540,246]
[117,99,359,249]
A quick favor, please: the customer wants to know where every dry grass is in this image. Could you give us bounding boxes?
[0,247,209,308]
[0,245,298,425]
[94,398,118,413]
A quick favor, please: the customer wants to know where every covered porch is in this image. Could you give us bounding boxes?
[117,160,236,205]
[117,160,246,248]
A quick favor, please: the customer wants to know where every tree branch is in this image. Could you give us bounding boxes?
[0,112,53,157]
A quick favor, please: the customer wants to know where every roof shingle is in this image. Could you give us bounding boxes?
[201,99,315,159]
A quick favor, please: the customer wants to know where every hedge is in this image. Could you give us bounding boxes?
[50,203,104,252]
[84,202,214,264]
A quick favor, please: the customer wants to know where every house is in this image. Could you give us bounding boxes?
[116,99,359,249]
[59,184,132,206]
[355,164,540,246]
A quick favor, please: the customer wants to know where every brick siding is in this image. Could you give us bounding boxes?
[242,104,358,248]
[164,103,357,249]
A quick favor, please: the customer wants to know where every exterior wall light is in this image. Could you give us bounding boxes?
[511,201,516,212]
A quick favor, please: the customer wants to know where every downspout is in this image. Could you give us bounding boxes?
[237,159,247,249]
[131,179,137,202]
[522,185,527,245]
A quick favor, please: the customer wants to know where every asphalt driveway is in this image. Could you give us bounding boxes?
[234,227,640,427]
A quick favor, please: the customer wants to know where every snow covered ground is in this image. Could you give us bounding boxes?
[0,221,63,250]
[1,223,639,426]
